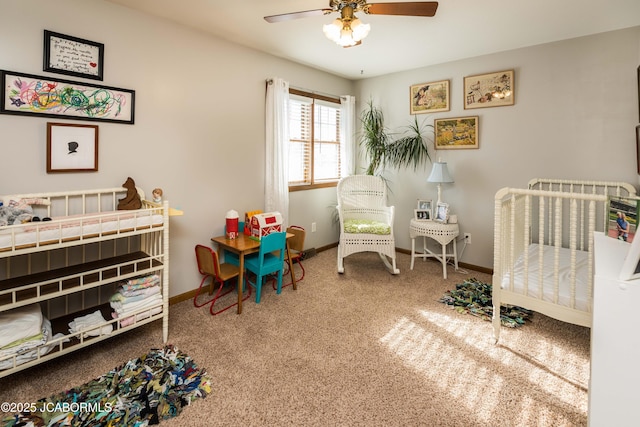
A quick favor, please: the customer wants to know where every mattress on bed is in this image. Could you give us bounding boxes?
[501,243,590,311]
[0,210,163,251]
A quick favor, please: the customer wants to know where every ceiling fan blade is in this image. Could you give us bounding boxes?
[365,2,438,17]
[264,9,333,23]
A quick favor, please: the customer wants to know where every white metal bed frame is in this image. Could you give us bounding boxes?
[492,178,636,342]
[0,187,169,377]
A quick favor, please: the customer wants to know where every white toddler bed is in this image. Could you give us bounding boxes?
[492,179,636,342]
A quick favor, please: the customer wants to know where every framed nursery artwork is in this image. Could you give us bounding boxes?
[47,122,98,173]
[464,70,514,109]
[44,30,104,80]
[0,70,134,124]
[435,202,449,223]
[410,80,450,114]
[434,116,479,149]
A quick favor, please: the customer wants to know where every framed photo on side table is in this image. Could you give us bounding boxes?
[417,199,433,217]
[435,202,449,223]
[47,122,98,173]
[414,209,431,221]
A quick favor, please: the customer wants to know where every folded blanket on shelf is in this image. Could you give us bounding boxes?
[0,304,43,349]
[110,293,162,315]
[0,318,68,370]
[68,310,113,338]
[110,284,160,303]
[120,274,160,292]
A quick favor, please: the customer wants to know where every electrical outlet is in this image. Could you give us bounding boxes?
[311,222,317,232]
[464,233,471,244]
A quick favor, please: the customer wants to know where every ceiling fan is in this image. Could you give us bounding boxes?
[264,1,438,47]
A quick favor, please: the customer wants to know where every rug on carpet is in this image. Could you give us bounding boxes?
[439,277,533,327]
[2,345,211,427]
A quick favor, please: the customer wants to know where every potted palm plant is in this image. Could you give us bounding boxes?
[360,100,432,175]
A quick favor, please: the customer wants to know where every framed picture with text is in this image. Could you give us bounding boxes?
[44,30,104,80]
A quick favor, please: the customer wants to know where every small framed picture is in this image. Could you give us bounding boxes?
[410,80,450,114]
[435,202,449,223]
[414,209,431,221]
[417,199,432,213]
[608,196,640,244]
[47,122,98,173]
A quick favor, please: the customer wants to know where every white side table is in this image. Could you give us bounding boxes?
[409,219,459,279]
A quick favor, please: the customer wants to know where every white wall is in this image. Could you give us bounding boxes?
[1,0,638,291]
[355,27,640,269]
[0,0,352,297]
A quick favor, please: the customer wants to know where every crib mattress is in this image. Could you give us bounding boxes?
[501,243,590,311]
[0,211,163,251]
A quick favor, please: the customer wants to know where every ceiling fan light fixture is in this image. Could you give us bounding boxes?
[322,18,343,42]
[350,18,370,41]
[323,16,369,47]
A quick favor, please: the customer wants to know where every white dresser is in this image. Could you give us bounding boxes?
[589,232,640,426]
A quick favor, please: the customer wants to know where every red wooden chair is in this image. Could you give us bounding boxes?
[193,244,250,315]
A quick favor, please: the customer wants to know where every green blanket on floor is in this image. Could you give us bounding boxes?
[439,278,532,328]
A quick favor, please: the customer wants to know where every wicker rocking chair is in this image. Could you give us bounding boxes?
[336,175,400,275]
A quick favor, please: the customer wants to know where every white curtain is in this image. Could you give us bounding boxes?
[340,95,356,177]
[265,77,290,225]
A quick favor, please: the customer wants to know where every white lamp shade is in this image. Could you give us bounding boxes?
[427,162,454,183]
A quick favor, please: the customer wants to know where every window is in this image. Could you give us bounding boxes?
[288,89,342,190]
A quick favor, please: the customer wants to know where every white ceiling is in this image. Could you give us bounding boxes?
[105,0,640,80]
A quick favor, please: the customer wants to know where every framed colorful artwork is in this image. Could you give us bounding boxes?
[410,80,450,114]
[47,122,98,173]
[434,116,479,149]
[1,70,135,124]
[464,70,514,109]
[44,30,104,80]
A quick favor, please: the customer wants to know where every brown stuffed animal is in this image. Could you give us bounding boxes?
[118,177,142,210]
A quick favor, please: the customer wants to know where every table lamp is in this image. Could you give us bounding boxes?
[427,159,454,205]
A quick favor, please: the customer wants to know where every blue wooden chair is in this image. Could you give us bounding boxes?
[244,231,287,303]
[223,221,244,266]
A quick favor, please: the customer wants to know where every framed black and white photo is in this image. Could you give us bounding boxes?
[414,209,431,221]
[417,199,433,218]
[44,30,104,80]
[47,122,98,173]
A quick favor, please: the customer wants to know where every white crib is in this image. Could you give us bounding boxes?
[491,178,636,342]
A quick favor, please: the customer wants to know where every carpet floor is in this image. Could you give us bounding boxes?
[0,248,590,426]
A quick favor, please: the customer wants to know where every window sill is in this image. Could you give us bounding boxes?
[289,182,338,192]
